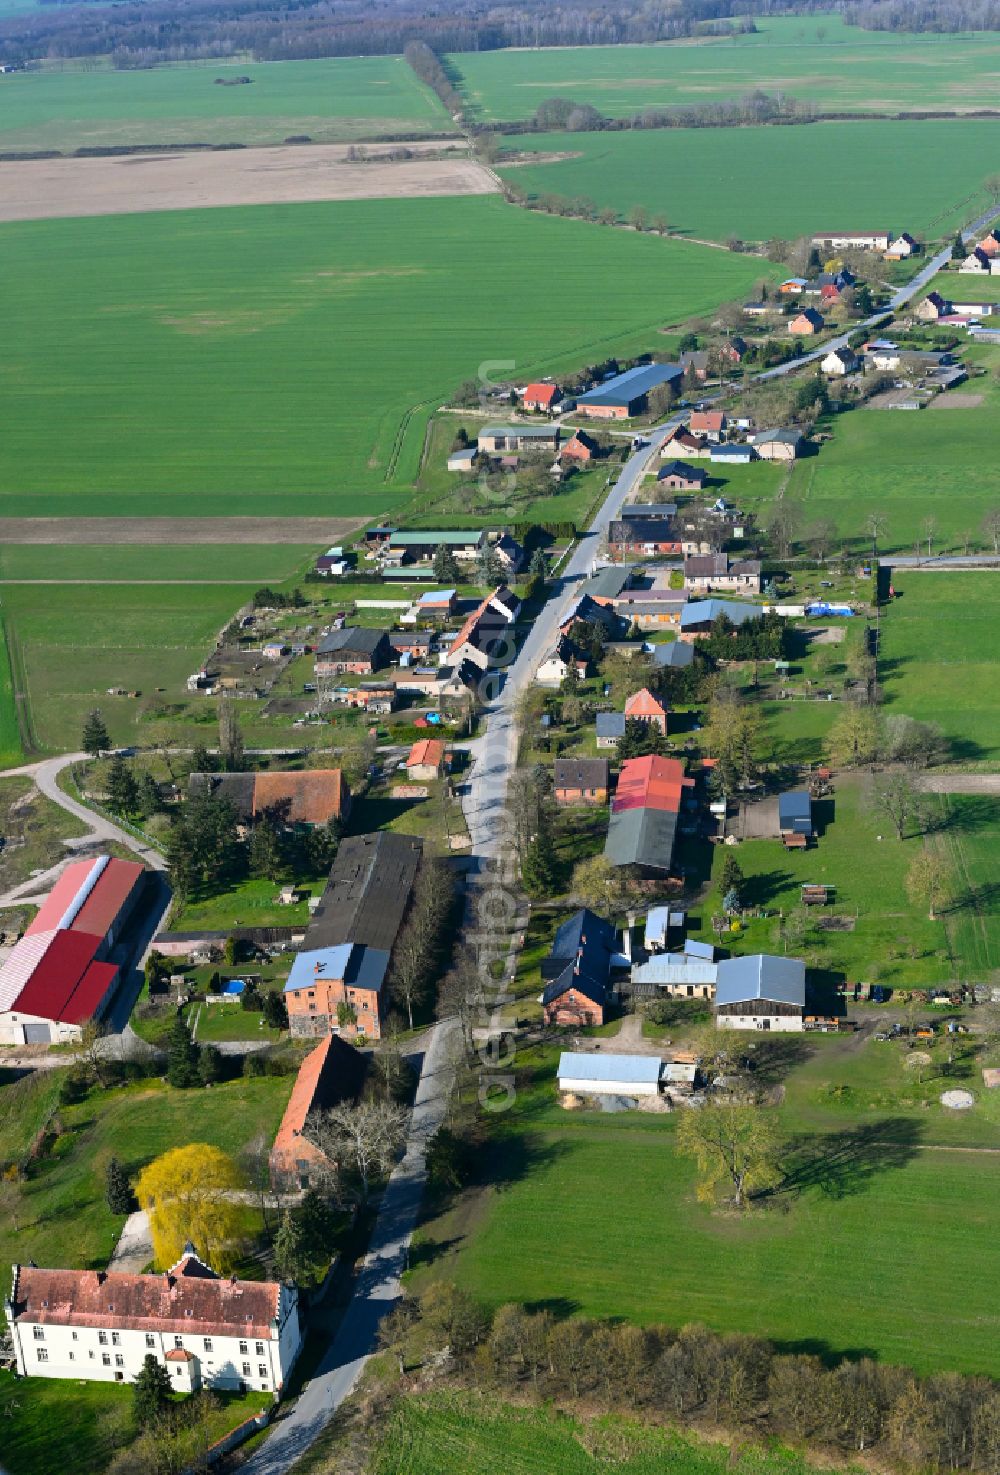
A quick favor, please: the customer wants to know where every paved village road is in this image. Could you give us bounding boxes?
[238,1017,458,1475]
[461,415,684,859]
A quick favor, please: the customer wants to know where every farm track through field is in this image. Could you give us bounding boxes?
[0,516,367,544]
[0,579,292,586]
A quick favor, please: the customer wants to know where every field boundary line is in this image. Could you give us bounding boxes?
[4,615,37,759]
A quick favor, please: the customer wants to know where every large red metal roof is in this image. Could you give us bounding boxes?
[9,931,117,1024]
[27,856,143,939]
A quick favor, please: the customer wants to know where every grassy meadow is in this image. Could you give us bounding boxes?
[453,15,1000,121]
[690,774,953,988]
[0,1369,269,1475]
[501,119,1000,243]
[370,1393,840,1475]
[0,1070,293,1302]
[880,571,1000,768]
[0,196,769,519]
[930,795,1000,983]
[0,56,453,152]
[768,365,1000,555]
[1,582,256,752]
[417,1036,1000,1378]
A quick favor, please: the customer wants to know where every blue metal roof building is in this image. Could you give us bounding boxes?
[680,599,764,631]
[577,362,683,412]
[778,790,813,836]
[650,640,695,669]
[715,954,805,1008]
[557,1051,663,1092]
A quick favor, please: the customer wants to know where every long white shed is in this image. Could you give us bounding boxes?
[557,1051,662,1097]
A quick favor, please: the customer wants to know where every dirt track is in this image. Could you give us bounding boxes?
[0,142,498,222]
[0,516,367,544]
[915,774,1000,793]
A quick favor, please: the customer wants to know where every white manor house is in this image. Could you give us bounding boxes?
[4,1247,303,1397]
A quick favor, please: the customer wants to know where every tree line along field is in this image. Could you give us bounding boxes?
[0,56,454,153]
[369,1392,837,1475]
[0,196,770,518]
[501,119,1000,244]
[452,15,1000,122]
[417,1037,1000,1380]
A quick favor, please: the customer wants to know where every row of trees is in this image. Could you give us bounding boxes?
[1,2,751,71]
[528,87,817,134]
[387,1281,1000,1475]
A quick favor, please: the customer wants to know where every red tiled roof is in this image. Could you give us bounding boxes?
[252,770,347,826]
[166,1347,195,1362]
[447,587,514,659]
[10,1259,282,1339]
[270,1035,366,1164]
[523,382,558,406]
[407,739,445,769]
[690,411,725,433]
[612,755,693,816]
[624,687,668,720]
[664,427,707,453]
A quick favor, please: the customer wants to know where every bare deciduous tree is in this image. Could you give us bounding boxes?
[305,1100,408,1206]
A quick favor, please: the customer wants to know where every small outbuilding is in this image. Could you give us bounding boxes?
[778,790,814,847]
[557,1051,662,1098]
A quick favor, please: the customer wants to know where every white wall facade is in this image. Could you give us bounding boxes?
[10,1288,302,1397]
[559,1074,659,1097]
[716,1011,803,1032]
[0,1010,84,1046]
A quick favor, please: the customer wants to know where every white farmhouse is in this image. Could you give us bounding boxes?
[821,347,860,377]
[5,1248,303,1398]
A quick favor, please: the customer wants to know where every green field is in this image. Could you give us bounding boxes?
[0,544,316,584]
[501,119,1000,243]
[0,1071,292,1302]
[453,16,1000,121]
[1,582,256,752]
[880,572,1000,768]
[931,795,1000,981]
[422,1036,1000,1378]
[0,56,453,152]
[0,197,769,518]
[370,1393,836,1475]
[0,620,24,765]
[773,367,1000,555]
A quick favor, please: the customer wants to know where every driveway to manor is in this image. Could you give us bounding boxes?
[237,1016,458,1475]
